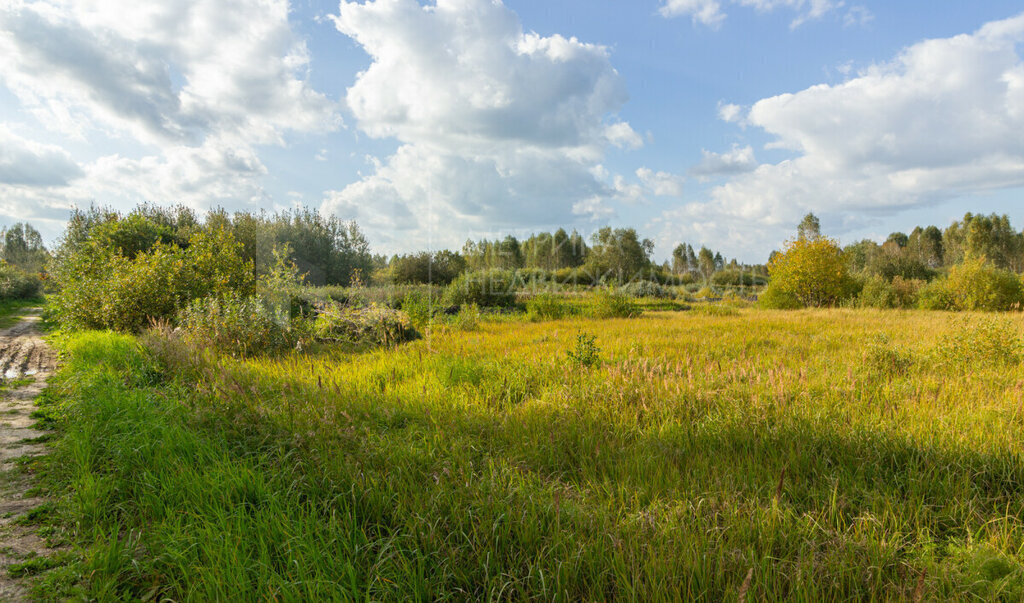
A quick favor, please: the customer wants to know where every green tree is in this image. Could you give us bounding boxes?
[586,227,653,280]
[671,243,690,274]
[1,222,49,273]
[697,246,715,284]
[797,213,821,241]
[389,251,465,285]
[906,226,943,269]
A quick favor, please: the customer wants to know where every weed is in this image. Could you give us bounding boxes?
[566,333,601,368]
[865,334,913,377]
[451,303,482,331]
[313,302,418,346]
[32,310,1024,600]
[177,293,296,357]
[932,317,1022,369]
[526,293,570,321]
[587,288,639,319]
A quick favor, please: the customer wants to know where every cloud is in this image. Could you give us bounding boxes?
[573,196,615,221]
[655,12,1024,259]
[0,0,340,226]
[659,0,869,29]
[717,102,743,123]
[0,0,338,145]
[0,125,82,186]
[843,5,873,28]
[636,168,684,197]
[689,145,757,179]
[659,0,725,28]
[324,0,640,251]
[606,122,644,149]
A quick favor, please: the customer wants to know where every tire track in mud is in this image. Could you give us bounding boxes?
[0,311,58,601]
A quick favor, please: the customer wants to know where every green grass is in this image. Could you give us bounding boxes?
[31,309,1024,600]
[0,297,43,329]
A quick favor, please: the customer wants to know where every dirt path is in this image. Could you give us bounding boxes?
[0,311,57,601]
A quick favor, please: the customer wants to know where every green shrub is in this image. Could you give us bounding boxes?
[859,276,924,309]
[917,259,1024,311]
[401,290,441,327]
[0,262,42,301]
[313,303,417,346]
[516,268,550,286]
[443,270,516,308]
[859,276,898,309]
[526,292,570,321]
[587,288,639,319]
[759,284,802,309]
[566,333,600,368]
[52,226,255,332]
[618,281,673,299]
[451,303,481,331]
[177,294,295,357]
[918,279,957,311]
[711,269,765,287]
[765,236,857,307]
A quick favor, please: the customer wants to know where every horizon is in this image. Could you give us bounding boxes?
[2,1,1023,263]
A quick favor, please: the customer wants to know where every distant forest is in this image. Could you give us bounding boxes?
[2,205,1024,293]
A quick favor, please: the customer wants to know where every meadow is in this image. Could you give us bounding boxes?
[29,304,1024,600]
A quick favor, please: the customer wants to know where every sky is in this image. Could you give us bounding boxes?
[2,0,1024,263]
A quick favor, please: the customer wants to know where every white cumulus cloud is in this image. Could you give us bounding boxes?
[636,168,684,197]
[323,0,641,251]
[717,102,743,123]
[656,12,1024,260]
[689,145,757,179]
[659,0,725,28]
[0,0,340,225]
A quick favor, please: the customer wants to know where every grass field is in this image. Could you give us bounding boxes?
[30,308,1024,599]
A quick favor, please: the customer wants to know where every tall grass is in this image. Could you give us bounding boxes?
[33,309,1024,599]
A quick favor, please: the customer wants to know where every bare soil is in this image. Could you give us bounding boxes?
[0,311,57,601]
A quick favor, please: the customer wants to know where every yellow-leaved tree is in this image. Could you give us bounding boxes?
[761,236,856,308]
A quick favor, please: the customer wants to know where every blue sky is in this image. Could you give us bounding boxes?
[2,0,1024,263]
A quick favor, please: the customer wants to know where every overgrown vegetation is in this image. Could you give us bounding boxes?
[30,309,1024,600]
[586,287,639,318]
[50,224,255,332]
[18,200,1024,599]
[761,235,856,308]
[0,261,42,302]
[312,302,417,347]
[917,258,1024,311]
[177,294,296,358]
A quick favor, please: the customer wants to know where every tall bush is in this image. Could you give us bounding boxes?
[762,237,856,308]
[0,262,43,301]
[178,294,295,357]
[443,270,517,308]
[51,225,255,332]
[917,258,1024,311]
[859,276,924,309]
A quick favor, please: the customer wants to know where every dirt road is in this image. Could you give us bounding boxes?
[0,311,57,600]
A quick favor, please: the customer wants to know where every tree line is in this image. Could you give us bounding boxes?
[763,212,1024,310]
[387,226,756,287]
[6,205,1024,301]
